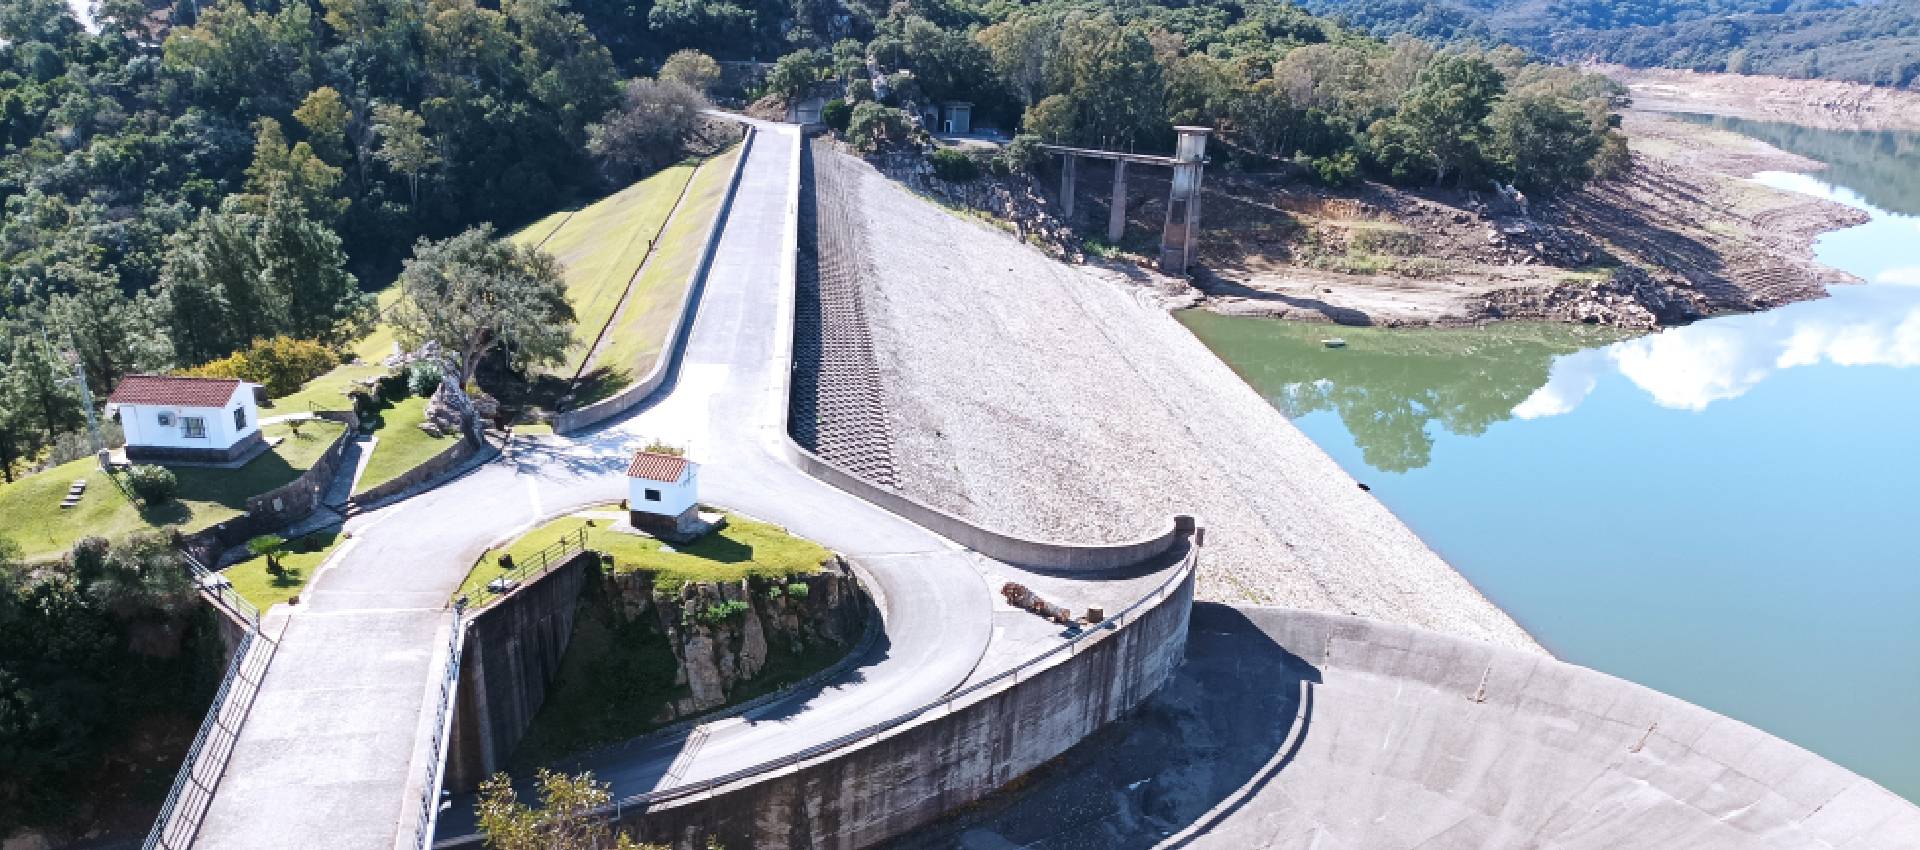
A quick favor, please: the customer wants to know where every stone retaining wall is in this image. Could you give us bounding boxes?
[555,128,757,435]
[346,431,482,509]
[179,409,359,563]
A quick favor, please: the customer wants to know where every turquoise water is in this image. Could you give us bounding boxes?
[1180,121,1920,801]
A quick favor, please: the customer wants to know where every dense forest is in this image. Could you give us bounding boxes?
[0,0,1625,484]
[1296,0,1920,89]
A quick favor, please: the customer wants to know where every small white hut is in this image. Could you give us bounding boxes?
[627,449,699,534]
[108,375,263,464]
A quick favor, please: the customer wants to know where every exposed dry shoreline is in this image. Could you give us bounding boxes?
[1600,64,1920,132]
[1190,110,1868,329]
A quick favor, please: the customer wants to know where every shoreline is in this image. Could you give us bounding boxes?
[1187,110,1870,330]
[1598,64,1920,133]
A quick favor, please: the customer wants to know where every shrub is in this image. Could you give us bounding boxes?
[126,465,178,505]
[407,359,443,397]
[847,102,912,152]
[999,134,1045,174]
[1311,151,1360,187]
[689,599,751,626]
[785,581,810,599]
[821,98,851,134]
[179,336,341,397]
[929,148,980,182]
[376,370,410,401]
[642,439,685,457]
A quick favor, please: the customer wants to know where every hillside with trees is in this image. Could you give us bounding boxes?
[0,0,1627,487]
[1293,0,1920,89]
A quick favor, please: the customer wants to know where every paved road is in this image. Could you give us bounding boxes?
[193,121,1000,850]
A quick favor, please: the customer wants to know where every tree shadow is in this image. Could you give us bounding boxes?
[880,603,1321,850]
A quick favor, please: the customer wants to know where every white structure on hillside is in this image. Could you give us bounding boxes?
[108,374,263,463]
[627,449,700,534]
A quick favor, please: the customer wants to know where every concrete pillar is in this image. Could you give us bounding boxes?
[1159,127,1212,274]
[1107,160,1128,244]
[1060,154,1076,220]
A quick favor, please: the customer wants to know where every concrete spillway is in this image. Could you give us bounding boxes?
[892,603,1920,850]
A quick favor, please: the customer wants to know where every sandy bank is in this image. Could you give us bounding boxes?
[1601,64,1920,133]
[816,144,1540,653]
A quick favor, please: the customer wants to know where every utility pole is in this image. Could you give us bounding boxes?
[40,325,107,468]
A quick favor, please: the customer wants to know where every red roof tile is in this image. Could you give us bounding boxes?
[626,451,690,482]
[107,374,243,408]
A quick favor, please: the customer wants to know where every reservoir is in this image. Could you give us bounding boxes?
[1180,116,1920,802]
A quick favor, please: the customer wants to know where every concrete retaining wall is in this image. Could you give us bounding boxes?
[606,552,1196,849]
[445,551,596,793]
[556,128,756,435]
[347,431,482,509]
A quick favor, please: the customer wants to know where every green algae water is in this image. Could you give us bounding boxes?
[1179,119,1920,802]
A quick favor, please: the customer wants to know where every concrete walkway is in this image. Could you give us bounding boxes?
[191,121,1145,850]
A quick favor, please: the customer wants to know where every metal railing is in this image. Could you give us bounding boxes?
[142,553,275,850]
[589,544,1197,821]
[463,526,590,609]
[413,611,467,850]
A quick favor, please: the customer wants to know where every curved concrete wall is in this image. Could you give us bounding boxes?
[556,128,755,435]
[1165,607,1920,850]
[611,552,1196,849]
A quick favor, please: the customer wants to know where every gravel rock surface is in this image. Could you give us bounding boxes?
[840,152,1541,652]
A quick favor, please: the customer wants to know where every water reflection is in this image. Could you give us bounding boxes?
[1673,113,1920,215]
[1519,172,1920,416]
[1175,315,1623,471]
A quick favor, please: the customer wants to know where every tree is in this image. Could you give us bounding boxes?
[586,78,707,183]
[294,87,352,165]
[1487,93,1602,195]
[475,769,666,850]
[846,102,912,152]
[659,49,721,95]
[256,191,367,343]
[243,117,348,221]
[980,13,1056,108]
[248,534,288,577]
[766,49,827,99]
[507,0,621,145]
[1378,53,1504,187]
[392,225,574,387]
[1047,16,1167,149]
[373,104,438,209]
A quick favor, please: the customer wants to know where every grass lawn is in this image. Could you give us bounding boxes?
[221,529,343,611]
[352,395,455,495]
[266,288,406,414]
[516,164,698,381]
[456,502,829,606]
[0,419,347,562]
[576,146,742,405]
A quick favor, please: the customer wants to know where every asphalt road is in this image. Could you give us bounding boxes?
[193,121,998,850]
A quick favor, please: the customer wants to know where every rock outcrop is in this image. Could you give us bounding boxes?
[603,560,868,720]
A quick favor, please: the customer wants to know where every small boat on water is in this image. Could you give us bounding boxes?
[1322,338,1347,349]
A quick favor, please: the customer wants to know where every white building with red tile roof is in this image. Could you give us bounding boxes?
[107,374,263,463]
[626,449,699,533]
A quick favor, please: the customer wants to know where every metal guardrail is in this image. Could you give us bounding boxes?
[589,543,1197,820]
[413,611,466,850]
[142,552,274,850]
[462,526,590,609]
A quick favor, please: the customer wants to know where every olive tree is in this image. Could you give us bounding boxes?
[391,226,574,387]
